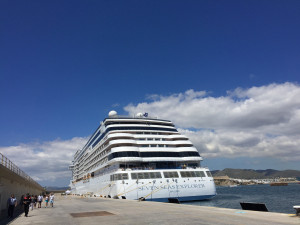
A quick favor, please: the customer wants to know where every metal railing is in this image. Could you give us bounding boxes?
[0,152,43,188]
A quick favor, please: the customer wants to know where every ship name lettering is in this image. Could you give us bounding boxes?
[138,183,205,191]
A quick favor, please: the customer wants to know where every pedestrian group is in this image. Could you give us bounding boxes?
[7,193,55,219]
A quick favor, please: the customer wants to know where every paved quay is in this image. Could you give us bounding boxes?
[4,195,300,225]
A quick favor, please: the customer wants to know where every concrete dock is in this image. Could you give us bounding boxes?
[3,195,300,225]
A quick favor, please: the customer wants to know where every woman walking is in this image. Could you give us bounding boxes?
[49,193,55,207]
[45,195,49,208]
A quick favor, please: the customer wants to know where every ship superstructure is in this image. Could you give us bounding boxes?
[69,111,216,202]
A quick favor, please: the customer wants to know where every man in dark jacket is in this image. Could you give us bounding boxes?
[23,193,31,217]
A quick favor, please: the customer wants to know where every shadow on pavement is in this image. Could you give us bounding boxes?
[0,206,24,225]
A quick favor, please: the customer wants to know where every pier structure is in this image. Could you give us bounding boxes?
[4,195,300,225]
[0,153,44,216]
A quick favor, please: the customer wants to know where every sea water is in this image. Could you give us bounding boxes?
[183,184,300,214]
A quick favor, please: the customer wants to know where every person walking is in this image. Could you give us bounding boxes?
[37,194,43,208]
[7,194,17,218]
[34,195,38,208]
[45,195,49,208]
[30,195,35,211]
[23,193,31,217]
[49,193,54,207]
[20,195,24,207]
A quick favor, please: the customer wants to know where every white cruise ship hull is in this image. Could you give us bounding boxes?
[70,169,216,202]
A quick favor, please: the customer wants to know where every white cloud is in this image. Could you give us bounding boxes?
[0,137,88,185]
[1,82,300,186]
[124,82,300,162]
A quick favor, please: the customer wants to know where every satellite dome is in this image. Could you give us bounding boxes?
[108,110,117,117]
[136,112,143,117]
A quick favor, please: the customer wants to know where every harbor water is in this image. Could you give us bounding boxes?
[184,183,300,214]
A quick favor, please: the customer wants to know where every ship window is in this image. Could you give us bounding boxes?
[139,138,146,140]
[154,172,162,178]
[189,171,195,177]
[195,171,201,177]
[180,171,207,178]
[188,172,194,177]
[117,174,122,180]
[150,144,157,147]
[137,173,144,179]
[149,172,156,178]
[128,151,138,157]
[195,171,206,177]
[172,171,179,177]
[147,138,153,141]
[155,138,160,141]
[180,171,189,178]
[111,173,128,180]
[141,145,149,147]
[158,144,164,147]
[163,171,179,178]
[122,173,129,180]
[205,171,212,177]
[131,172,162,179]
[183,171,191,177]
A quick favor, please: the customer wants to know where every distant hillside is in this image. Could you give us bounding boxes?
[212,168,300,179]
[45,186,69,191]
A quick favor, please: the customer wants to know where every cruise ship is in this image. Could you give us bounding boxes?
[69,111,216,202]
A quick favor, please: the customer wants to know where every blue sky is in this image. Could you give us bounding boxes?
[1,0,300,186]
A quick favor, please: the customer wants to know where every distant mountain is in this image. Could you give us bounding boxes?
[45,186,69,191]
[211,168,300,179]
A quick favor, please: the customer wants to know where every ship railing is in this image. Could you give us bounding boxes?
[109,115,158,119]
[106,115,173,122]
[0,152,43,188]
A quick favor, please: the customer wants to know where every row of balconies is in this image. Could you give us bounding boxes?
[72,130,198,179]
